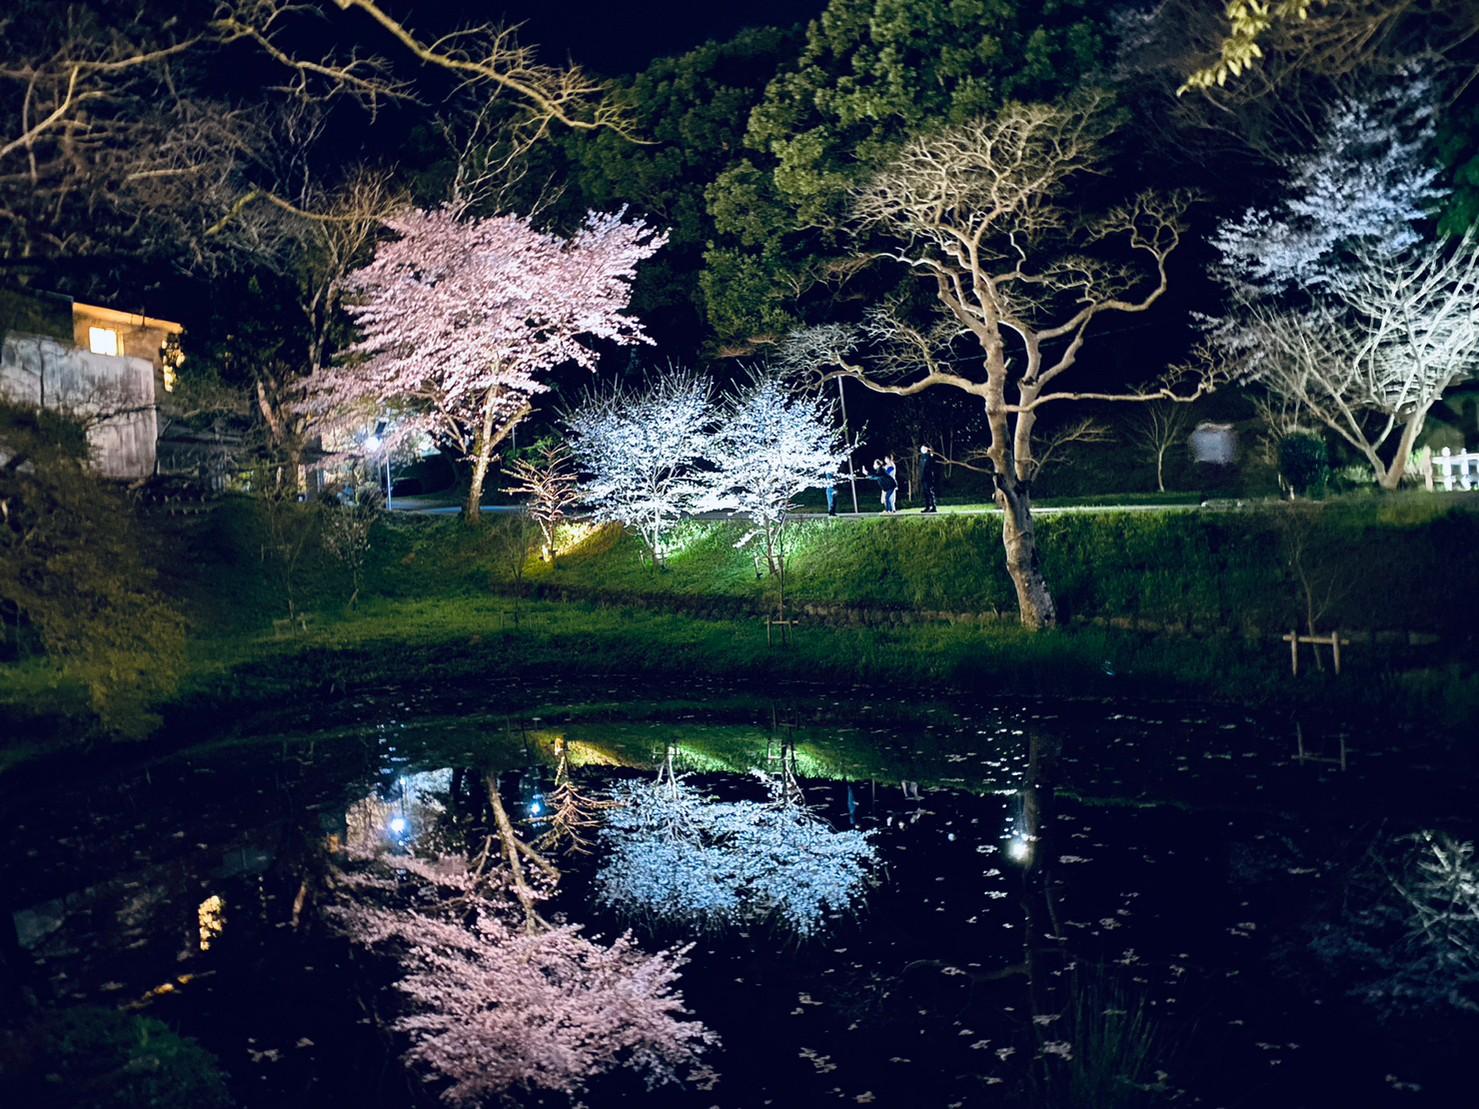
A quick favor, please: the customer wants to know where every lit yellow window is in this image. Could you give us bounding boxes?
[88,326,120,356]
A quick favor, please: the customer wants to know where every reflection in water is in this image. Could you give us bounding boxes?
[328,763,716,1104]
[1312,828,1479,1017]
[344,769,452,856]
[593,748,879,938]
[5,693,1473,1108]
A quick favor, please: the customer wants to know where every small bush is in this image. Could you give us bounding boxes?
[1277,432,1329,498]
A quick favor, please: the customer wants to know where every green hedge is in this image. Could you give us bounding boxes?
[147,495,1479,639]
[526,500,1479,637]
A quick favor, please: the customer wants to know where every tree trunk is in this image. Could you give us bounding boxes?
[1155,446,1167,493]
[997,479,1057,630]
[1377,408,1428,492]
[988,365,1057,630]
[464,388,502,523]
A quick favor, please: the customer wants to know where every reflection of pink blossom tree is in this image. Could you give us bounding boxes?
[327,797,715,1103]
[305,207,664,521]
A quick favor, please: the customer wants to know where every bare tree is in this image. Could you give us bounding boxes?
[248,167,405,488]
[504,442,581,564]
[793,98,1220,628]
[1130,400,1192,492]
[1,0,630,272]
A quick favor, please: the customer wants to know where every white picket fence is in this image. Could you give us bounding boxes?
[1425,447,1479,492]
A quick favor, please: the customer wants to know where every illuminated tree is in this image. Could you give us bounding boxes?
[797,98,1218,629]
[504,442,581,563]
[1238,231,1479,489]
[1211,77,1444,297]
[701,370,843,627]
[1213,79,1475,489]
[565,368,713,568]
[306,207,664,521]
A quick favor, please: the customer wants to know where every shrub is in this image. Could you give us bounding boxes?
[1277,432,1329,498]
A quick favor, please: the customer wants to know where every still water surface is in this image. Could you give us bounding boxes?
[6,682,1474,1107]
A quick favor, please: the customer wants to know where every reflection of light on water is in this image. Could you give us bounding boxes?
[1007,837,1032,864]
[197,895,225,952]
[345,769,451,855]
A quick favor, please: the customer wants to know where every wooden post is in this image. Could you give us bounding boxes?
[1288,630,1299,676]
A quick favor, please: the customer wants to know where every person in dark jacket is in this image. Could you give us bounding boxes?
[919,445,939,513]
[875,455,898,513]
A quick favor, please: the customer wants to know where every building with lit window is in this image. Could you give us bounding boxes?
[1,287,184,480]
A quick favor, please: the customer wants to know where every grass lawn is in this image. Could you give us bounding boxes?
[4,492,1477,764]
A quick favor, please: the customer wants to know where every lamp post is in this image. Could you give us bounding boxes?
[837,377,860,514]
[365,432,391,510]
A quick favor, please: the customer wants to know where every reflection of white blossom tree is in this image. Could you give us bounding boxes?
[595,769,877,938]
[565,368,713,569]
[1313,830,1479,1016]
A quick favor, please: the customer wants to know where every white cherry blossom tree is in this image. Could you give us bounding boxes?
[564,367,714,568]
[1212,78,1475,489]
[701,369,844,628]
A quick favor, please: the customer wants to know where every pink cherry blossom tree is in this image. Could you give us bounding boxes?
[305,206,665,520]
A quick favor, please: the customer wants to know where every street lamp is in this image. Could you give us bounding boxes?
[365,427,392,510]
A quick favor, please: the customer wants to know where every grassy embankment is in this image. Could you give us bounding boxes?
[2,492,1476,760]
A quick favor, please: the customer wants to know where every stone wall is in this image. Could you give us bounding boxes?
[0,332,158,479]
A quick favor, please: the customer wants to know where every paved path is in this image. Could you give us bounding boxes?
[389,500,1202,518]
[788,502,1201,519]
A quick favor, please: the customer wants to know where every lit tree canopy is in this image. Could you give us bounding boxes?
[565,367,714,567]
[701,368,843,582]
[1212,76,1445,296]
[306,206,665,519]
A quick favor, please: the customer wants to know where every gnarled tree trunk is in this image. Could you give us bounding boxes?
[996,478,1056,630]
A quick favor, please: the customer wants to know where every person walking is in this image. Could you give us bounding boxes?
[824,468,838,516]
[919,445,939,513]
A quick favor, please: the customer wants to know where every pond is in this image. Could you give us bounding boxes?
[4,682,1475,1107]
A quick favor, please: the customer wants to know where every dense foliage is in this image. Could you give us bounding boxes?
[702,0,1112,340]
[0,403,184,734]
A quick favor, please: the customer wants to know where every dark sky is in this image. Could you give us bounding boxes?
[400,0,826,75]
